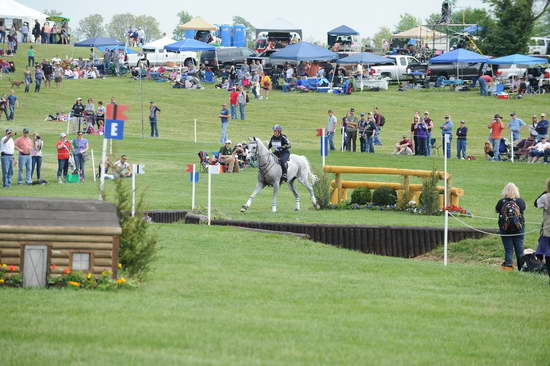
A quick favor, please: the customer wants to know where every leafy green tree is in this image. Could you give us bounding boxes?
[395,13,420,33]
[134,15,161,42]
[233,16,256,48]
[77,14,105,39]
[106,13,136,41]
[533,9,550,35]
[173,10,193,40]
[481,0,549,56]
[373,26,392,48]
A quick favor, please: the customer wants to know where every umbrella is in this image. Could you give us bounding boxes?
[74,37,124,48]
[336,53,394,65]
[270,42,338,61]
[47,16,70,22]
[487,54,548,65]
[164,39,215,52]
[96,45,137,54]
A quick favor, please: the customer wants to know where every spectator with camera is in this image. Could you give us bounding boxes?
[14,128,33,185]
[1,128,16,188]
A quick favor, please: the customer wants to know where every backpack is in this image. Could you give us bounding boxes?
[498,199,523,234]
[379,115,386,127]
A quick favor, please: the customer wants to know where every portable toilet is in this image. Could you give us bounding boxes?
[184,30,196,39]
[220,24,232,47]
[232,24,246,47]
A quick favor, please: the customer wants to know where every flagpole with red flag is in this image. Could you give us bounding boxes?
[186,163,197,209]
[316,128,327,167]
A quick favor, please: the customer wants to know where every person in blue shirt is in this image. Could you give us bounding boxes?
[440,114,453,158]
[536,113,549,142]
[508,112,526,142]
[218,104,230,144]
[6,90,17,121]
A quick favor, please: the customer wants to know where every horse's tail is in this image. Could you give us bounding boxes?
[302,156,318,186]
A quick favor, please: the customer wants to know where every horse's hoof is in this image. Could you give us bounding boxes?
[315,204,321,210]
[240,206,248,213]
[294,208,300,212]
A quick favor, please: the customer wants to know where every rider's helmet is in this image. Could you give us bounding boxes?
[273,124,282,131]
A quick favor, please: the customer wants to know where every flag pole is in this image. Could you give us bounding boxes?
[322,128,326,167]
[444,134,449,267]
[131,164,136,217]
[192,163,196,210]
[91,149,96,182]
[207,166,212,226]
[510,130,514,163]
[99,137,108,200]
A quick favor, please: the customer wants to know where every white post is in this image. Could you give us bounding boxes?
[131,164,136,217]
[443,134,449,267]
[322,128,326,167]
[99,138,108,200]
[109,138,113,155]
[207,166,212,226]
[510,130,514,163]
[194,119,197,144]
[341,127,345,152]
[91,149,96,182]
[192,163,196,210]
[66,118,70,135]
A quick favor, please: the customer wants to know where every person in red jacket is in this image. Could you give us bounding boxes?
[488,114,505,161]
[56,132,73,183]
[229,87,239,120]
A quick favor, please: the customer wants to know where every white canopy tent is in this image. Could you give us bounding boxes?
[0,0,47,24]
[142,35,177,50]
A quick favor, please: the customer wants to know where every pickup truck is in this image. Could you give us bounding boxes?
[126,48,197,68]
[408,62,487,81]
[369,55,421,80]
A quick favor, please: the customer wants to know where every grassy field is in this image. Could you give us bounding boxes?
[2,224,550,365]
[2,44,550,364]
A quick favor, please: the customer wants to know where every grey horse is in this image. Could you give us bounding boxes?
[241,137,319,213]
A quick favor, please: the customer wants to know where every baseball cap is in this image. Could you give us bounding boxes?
[225,139,232,144]
[60,132,66,137]
[444,114,449,118]
[360,112,365,116]
[460,120,465,124]
[494,114,502,119]
[510,112,517,116]
[5,128,13,134]
[23,128,29,133]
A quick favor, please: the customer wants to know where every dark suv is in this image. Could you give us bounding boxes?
[200,47,255,69]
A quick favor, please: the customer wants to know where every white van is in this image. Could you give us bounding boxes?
[528,37,550,55]
[126,48,197,68]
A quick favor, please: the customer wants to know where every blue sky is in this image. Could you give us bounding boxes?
[20,0,487,41]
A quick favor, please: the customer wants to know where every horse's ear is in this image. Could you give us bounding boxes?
[253,136,257,142]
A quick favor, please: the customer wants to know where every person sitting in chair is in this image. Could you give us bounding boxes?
[268,124,291,181]
[218,140,239,173]
[393,135,413,155]
[113,155,133,178]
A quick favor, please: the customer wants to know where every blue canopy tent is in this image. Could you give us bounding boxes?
[430,48,489,78]
[327,25,359,36]
[461,25,483,35]
[336,53,394,65]
[164,38,215,52]
[74,37,124,47]
[270,41,338,61]
[96,45,137,54]
[486,54,547,65]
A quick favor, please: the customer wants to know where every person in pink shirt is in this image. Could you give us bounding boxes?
[14,128,33,184]
[488,114,505,161]
[229,87,239,120]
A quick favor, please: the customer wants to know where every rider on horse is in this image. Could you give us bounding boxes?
[268,124,291,182]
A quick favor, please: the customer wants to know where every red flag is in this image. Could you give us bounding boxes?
[316,128,323,136]
[106,104,129,121]
[185,164,194,172]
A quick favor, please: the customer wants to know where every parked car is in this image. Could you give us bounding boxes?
[200,47,256,69]
[408,62,487,81]
[492,64,528,79]
[126,48,197,68]
[528,37,550,55]
[369,55,421,80]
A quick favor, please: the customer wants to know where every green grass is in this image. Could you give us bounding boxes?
[2,44,550,364]
[3,224,550,365]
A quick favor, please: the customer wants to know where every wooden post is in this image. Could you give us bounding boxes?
[336,173,343,202]
[403,175,410,201]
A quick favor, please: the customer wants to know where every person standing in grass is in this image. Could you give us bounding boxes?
[71,98,85,133]
[149,101,161,138]
[261,73,272,100]
[56,133,73,184]
[534,178,550,282]
[508,112,525,142]
[15,128,33,185]
[72,131,89,182]
[496,183,526,271]
[54,64,63,88]
[218,104,230,144]
[1,129,15,188]
[327,110,337,151]
[34,65,44,93]
[23,68,32,94]
[229,87,239,120]
[238,87,247,120]
[31,133,43,181]
[488,114,505,161]
[6,90,18,121]
[439,114,453,158]
[456,120,468,160]
[27,45,35,67]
